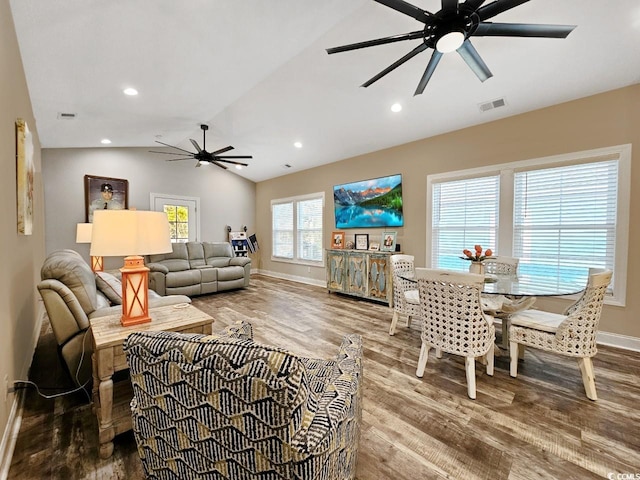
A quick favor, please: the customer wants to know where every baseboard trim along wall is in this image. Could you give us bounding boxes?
[255,270,640,352]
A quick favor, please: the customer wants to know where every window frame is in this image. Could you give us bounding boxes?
[426,144,631,306]
[271,192,325,267]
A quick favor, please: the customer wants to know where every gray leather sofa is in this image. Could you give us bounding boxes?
[147,242,251,297]
[37,249,191,389]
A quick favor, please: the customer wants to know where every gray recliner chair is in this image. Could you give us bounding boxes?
[37,249,190,389]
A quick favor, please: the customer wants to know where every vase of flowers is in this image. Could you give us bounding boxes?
[461,245,493,275]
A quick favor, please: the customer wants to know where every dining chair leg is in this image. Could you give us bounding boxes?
[486,343,494,377]
[578,357,598,401]
[406,316,412,328]
[389,311,399,336]
[501,318,510,349]
[416,342,429,377]
[509,341,519,377]
[465,356,477,399]
[435,348,442,359]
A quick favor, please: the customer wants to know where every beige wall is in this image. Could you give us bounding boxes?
[1,0,46,464]
[256,84,640,339]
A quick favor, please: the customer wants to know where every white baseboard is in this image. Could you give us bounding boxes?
[255,269,326,288]
[597,331,640,352]
[256,274,640,352]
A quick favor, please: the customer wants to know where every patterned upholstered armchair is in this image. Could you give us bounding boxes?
[124,321,363,479]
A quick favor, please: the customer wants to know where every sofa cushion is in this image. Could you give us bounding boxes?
[148,243,190,272]
[40,249,98,314]
[166,269,202,288]
[203,242,234,267]
[95,271,123,305]
[217,266,246,282]
[186,242,206,268]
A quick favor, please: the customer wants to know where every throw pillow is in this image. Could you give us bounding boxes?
[95,271,123,305]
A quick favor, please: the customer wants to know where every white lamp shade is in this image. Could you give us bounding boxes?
[90,210,172,257]
[76,223,93,243]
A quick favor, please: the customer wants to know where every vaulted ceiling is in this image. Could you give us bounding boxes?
[10,0,640,181]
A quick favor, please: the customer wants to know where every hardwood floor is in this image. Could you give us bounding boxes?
[8,275,640,479]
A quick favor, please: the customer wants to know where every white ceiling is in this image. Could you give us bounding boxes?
[10,0,640,182]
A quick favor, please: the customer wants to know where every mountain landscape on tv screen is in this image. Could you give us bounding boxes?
[334,175,403,228]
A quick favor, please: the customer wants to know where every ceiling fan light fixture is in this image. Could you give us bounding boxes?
[235,165,243,170]
[198,160,209,165]
[436,31,465,53]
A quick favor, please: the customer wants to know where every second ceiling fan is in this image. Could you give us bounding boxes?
[327,0,576,95]
[150,124,252,170]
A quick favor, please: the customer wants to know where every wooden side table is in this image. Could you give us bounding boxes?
[89,303,213,459]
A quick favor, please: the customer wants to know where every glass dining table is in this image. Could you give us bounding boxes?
[400,271,585,350]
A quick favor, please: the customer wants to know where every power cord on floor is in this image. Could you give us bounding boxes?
[9,327,92,403]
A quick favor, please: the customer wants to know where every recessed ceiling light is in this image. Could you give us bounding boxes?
[235,165,243,170]
[391,103,402,112]
[294,141,303,148]
[100,138,112,144]
[123,87,138,96]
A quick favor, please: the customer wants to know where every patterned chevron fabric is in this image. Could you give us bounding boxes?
[124,320,362,479]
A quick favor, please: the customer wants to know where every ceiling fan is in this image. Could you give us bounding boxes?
[150,124,252,170]
[327,0,576,95]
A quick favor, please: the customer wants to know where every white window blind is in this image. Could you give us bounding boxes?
[297,198,323,262]
[272,202,293,259]
[431,175,499,271]
[513,159,618,290]
[271,193,324,263]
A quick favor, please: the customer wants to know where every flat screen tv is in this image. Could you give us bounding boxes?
[333,174,403,229]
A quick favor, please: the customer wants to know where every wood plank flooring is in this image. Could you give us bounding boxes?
[8,274,640,479]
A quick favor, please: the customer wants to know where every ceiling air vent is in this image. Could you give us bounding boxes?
[478,98,506,113]
[57,112,77,120]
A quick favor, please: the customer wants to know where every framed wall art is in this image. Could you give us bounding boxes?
[331,231,345,249]
[355,233,369,250]
[380,231,397,252]
[16,119,34,235]
[85,175,129,222]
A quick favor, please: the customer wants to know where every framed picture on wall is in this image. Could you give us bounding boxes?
[85,175,129,223]
[355,234,369,250]
[331,231,345,249]
[380,231,397,252]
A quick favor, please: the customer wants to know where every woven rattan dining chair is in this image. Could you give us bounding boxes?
[415,268,495,400]
[508,269,612,401]
[484,256,519,275]
[389,254,420,335]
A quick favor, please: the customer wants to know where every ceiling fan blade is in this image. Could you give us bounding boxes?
[216,159,249,166]
[462,0,485,12]
[165,157,196,162]
[149,150,195,156]
[212,161,229,170]
[441,0,459,16]
[154,140,194,155]
[362,42,429,88]
[327,31,425,55]
[474,22,576,38]
[477,0,529,21]
[457,39,492,81]
[190,139,203,153]
[211,145,234,155]
[216,155,253,159]
[374,0,433,24]
[414,50,443,95]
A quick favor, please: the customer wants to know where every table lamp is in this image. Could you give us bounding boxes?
[76,223,103,271]
[90,210,172,326]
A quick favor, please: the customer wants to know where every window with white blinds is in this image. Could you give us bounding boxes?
[427,145,630,305]
[431,175,499,271]
[513,160,618,291]
[272,193,324,264]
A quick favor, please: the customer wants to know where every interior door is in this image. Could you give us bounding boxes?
[150,193,200,242]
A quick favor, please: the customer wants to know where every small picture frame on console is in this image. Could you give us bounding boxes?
[380,231,397,252]
[369,242,380,251]
[355,234,369,250]
[331,231,346,249]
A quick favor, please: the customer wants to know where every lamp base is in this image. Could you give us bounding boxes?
[120,255,151,327]
[91,255,104,272]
